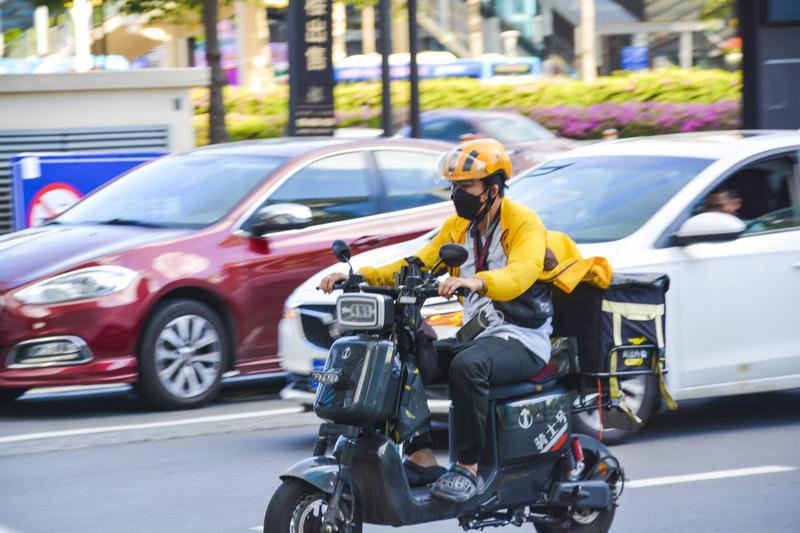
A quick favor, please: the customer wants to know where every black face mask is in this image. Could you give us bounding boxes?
[451,187,495,222]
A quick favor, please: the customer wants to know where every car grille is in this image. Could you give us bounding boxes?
[298,304,337,350]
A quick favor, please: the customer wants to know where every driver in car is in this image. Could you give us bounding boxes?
[320,139,552,503]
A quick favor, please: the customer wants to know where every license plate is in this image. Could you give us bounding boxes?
[310,358,327,389]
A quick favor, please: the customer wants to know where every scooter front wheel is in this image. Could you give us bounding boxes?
[264,479,362,533]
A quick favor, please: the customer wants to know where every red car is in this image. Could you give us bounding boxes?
[0,138,453,408]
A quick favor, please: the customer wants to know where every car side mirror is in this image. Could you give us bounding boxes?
[439,243,469,268]
[673,212,746,246]
[251,203,312,237]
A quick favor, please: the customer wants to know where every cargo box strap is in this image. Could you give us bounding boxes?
[656,359,677,411]
[602,301,665,348]
[608,351,642,425]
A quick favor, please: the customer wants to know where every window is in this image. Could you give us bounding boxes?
[252,151,374,230]
[374,150,450,212]
[696,155,798,234]
[421,119,476,143]
[58,153,287,228]
[509,156,713,242]
[480,115,555,142]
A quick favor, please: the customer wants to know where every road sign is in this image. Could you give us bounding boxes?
[288,0,336,136]
[11,152,165,231]
[621,45,649,71]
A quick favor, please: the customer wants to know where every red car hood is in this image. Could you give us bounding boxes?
[0,224,191,291]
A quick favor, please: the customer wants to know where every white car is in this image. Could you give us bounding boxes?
[278,131,800,442]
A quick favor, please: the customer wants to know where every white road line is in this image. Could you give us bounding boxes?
[627,465,798,488]
[0,406,306,445]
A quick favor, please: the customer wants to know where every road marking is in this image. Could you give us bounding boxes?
[628,465,798,488]
[0,406,305,444]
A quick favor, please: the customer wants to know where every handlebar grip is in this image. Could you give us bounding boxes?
[417,286,471,298]
[360,285,396,296]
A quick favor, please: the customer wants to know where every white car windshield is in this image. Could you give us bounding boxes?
[508,155,714,242]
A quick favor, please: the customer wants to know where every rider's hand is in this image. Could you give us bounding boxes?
[320,272,348,293]
[438,276,485,299]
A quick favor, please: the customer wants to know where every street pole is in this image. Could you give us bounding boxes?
[408,0,420,138]
[579,0,596,82]
[0,0,5,58]
[379,0,392,136]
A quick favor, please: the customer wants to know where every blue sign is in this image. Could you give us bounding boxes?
[621,46,649,71]
[334,57,541,82]
[11,152,165,231]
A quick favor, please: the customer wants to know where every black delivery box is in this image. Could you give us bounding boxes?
[552,273,669,374]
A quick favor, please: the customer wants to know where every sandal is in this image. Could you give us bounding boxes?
[403,460,447,487]
[430,465,482,503]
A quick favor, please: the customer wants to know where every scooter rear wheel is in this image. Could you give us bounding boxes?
[534,506,615,533]
[264,479,362,533]
[534,445,619,533]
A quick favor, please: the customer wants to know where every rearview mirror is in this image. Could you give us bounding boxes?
[439,243,469,268]
[251,203,312,237]
[674,212,746,246]
[332,239,352,264]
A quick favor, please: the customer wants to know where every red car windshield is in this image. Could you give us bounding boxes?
[56,153,289,228]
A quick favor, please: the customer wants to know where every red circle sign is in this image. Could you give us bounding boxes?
[27,182,83,227]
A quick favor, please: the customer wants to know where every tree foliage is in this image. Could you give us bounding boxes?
[697,0,736,20]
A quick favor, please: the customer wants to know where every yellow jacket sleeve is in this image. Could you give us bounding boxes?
[539,230,613,293]
[474,211,546,302]
[358,216,459,286]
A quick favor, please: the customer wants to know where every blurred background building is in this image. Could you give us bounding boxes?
[0,0,743,79]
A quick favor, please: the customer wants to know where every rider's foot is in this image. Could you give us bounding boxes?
[403,459,447,487]
[430,465,482,502]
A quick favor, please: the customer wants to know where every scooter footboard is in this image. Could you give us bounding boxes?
[280,455,340,495]
[349,434,465,526]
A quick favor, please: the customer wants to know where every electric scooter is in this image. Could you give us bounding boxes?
[264,241,624,532]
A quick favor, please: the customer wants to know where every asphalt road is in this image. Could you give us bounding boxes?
[1,383,799,533]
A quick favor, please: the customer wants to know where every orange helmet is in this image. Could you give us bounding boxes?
[436,138,512,182]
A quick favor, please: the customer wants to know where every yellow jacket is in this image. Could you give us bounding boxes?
[540,230,613,293]
[359,198,613,299]
[360,197,547,302]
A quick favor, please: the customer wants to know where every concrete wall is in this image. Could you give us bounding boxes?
[0,69,209,151]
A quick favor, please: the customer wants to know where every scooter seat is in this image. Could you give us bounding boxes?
[489,381,539,401]
[488,361,562,401]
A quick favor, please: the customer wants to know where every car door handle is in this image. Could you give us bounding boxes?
[792,261,800,269]
[351,235,388,247]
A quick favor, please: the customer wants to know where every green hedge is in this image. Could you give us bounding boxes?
[191,68,742,145]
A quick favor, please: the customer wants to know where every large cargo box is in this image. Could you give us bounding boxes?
[552,273,669,374]
[314,336,400,425]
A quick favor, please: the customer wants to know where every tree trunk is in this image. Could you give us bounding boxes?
[362,4,376,55]
[203,0,229,144]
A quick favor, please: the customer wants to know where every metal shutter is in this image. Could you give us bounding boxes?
[0,125,169,235]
